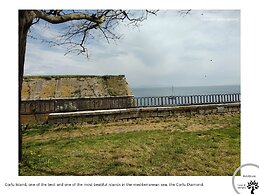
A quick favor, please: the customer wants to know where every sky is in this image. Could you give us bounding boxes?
[24,10,240,88]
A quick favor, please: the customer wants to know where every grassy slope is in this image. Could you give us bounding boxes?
[20,113,240,176]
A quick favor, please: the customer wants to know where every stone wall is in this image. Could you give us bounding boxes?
[47,103,240,125]
[20,75,135,124]
[20,96,136,124]
[22,75,133,100]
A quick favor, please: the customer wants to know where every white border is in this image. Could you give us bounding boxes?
[1,1,259,194]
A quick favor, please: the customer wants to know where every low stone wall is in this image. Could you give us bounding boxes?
[20,96,136,124]
[47,103,240,125]
[20,114,49,125]
[21,96,136,114]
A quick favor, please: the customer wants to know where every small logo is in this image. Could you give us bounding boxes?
[247,180,258,194]
[232,163,259,194]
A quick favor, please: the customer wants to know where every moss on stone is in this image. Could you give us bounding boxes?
[22,75,133,100]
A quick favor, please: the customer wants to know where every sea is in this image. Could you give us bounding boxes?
[132,85,240,97]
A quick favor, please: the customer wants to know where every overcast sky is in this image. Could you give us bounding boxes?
[24,10,240,88]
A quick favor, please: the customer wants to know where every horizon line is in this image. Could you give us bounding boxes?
[132,84,240,89]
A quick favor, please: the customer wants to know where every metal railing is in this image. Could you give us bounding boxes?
[135,93,240,107]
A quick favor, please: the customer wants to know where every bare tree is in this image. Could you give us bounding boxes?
[18,9,158,163]
[19,10,158,91]
[247,180,259,194]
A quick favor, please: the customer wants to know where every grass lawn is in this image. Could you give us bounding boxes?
[20,112,240,176]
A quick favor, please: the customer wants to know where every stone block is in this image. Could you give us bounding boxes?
[217,107,226,113]
[190,110,197,115]
[205,109,212,114]
[157,110,170,117]
[212,109,217,113]
[198,109,205,114]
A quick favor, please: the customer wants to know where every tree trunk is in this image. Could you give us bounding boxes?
[251,187,255,194]
[19,10,34,93]
[18,10,34,164]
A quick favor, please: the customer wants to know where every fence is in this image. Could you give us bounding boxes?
[20,93,241,115]
[20,96,136,115]
[20,93,241,125]
[135,93,240,107]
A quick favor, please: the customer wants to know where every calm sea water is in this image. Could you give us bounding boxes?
[132,85,240,97]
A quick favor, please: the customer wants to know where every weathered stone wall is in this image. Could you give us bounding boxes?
[47,103,240,125]
[20,96,136,120]
[20,75,135,124]
[22,75,133,100]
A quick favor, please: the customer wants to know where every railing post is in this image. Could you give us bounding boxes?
[161,97,163,106]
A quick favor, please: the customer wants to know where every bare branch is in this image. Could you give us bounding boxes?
[145,10,159,16]
[31,10,158,55]
[178,9,191,17]
[33,10,105,24]
[99,27,110,43]
[31,18,40,25]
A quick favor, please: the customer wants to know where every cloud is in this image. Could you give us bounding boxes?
[25,10,240,87]
[29,21,62,41]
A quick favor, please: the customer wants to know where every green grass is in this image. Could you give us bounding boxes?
[20,113,240,176]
